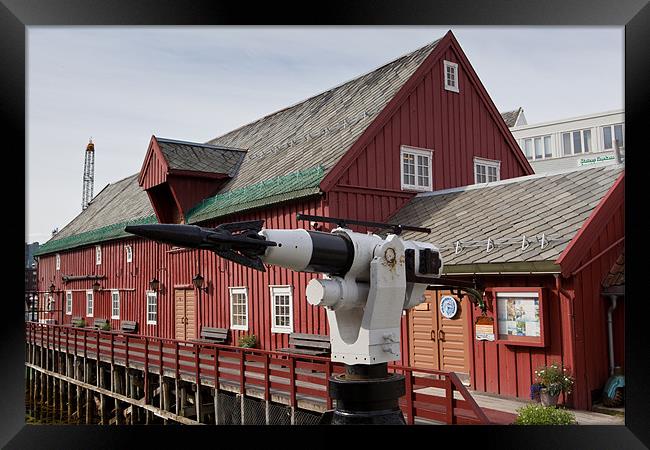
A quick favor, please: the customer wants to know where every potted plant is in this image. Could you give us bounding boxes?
[513,404,577,425]
[100,322,111,332]
[533,363,574,407]
[238,334,257,348]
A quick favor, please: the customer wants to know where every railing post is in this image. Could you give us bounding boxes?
[159,339,163,376]
[239,349,245,395]
[110,332,114,365]
[144,337,149,404]
[263,353,270,402]
[96,329,100,361]
[325,360,333,409]
[289,356,296,409]
[403,369,414,425]
[125,335,129,368]
[174,341,179,380]
[445,374,454,425]
[194,343,200,386]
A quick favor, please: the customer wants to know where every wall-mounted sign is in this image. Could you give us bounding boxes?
[475,316,495,341]
[578,154,615,167]
[439,295,458,319]
[490,287,548,347]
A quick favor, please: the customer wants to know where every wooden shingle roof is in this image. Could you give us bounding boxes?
[500,107,523,127]
[156,138,246,176]
[388,166,624,273]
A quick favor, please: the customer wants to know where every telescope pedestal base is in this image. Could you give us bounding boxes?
[319,363,406,425]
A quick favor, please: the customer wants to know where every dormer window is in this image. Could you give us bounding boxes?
[444,60,459,93]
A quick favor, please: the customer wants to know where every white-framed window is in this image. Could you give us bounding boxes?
[270,285,293,334]
[55,254,60,271]
[602,123,624,151]
[521,135,553,161]
[111,290,120,320]
[400,146,433,191]
[443,60,459,93]
[146,291,157,325]
[86,290,94,317]
[562,129,592,156]
[66,291,72,315]
[95,245,102,266]
[46,294,54,311]
[229,287,249,331]
[125,245,133,263]
[474,157,501,184]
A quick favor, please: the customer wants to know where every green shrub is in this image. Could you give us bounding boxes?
[73,318,86,327]
[238,334,257,348]
[513,404,577,425]
[100,322,111,331]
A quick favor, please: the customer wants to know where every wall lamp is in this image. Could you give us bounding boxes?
[49,283,56,293]
[149,277,160,292]
[192,274,211,294]
[92,280,102,292]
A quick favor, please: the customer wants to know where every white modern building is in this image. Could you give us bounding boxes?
[502,109,625,173]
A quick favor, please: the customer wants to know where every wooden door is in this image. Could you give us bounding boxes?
[408,291,439,370]
[175,289,186,340]
[408,290,470,379]
[175,289,197,341]
[184,290,197,340]
[436,291,471,378]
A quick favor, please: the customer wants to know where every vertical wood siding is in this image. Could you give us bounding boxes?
[37,196,329,353]
[571,200,624,408]
[331,46,530,195]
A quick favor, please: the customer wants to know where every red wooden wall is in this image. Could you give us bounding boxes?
[468,275,573,404]
[37,196,331,352]
[571,199,625,408]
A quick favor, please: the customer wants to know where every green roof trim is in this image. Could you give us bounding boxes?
[34,215,158,256]
[185,165,325,224]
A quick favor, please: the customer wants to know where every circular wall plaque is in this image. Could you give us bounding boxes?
[440,295,458,319]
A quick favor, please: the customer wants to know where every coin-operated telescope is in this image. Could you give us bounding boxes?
[126,214,444,424]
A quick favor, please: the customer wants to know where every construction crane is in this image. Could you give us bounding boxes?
[81,138,95,210]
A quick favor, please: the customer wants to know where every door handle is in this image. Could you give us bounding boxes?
[438,330,445,341]
[430,330,436,341]
[181,317,185,324]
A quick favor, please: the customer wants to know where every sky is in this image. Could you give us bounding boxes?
[26,27,624,244]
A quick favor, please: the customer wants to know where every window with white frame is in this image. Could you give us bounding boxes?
[56,254,60,271]
[443,60,459,93]
[521,135,553,161]
[146,291,157,325]
[229,287,248,331]
[86,290,94,317]
[111,290,120,319]
[400,146,433,191]
[270,286,293,333]
[95,245,102,265]
[47,295,54,311]
[125,245,133,263]
[66,291,72,315]
[602,124,624,150]
[474,157,501,184]
[562,129,592,156]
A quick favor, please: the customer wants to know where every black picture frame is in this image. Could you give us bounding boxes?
[4,0,649,448]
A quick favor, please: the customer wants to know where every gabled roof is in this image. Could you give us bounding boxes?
[156,137,246,176]
[207,38,442,192]
[500,107,524,127]
[387,166,624,273]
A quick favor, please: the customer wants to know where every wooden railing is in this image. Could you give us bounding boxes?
[25,322,492,425]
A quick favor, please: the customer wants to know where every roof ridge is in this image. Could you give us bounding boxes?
[206,37,442,145]
[416,165,623,198]
[156,137,248,153]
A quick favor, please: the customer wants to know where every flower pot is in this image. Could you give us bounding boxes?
[540,389,559,407]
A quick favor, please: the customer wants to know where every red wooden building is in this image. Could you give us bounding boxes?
[389,165,625,409]
[32,30,626,409]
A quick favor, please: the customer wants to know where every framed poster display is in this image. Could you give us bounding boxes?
[490,287,547,347]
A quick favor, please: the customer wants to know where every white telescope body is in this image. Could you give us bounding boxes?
[259,227,442,365]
